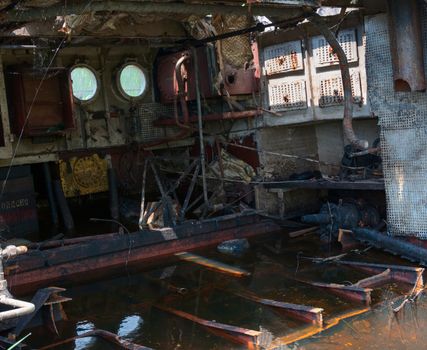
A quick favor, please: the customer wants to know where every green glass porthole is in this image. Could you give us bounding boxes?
[117,63,147,99]
[70,65,98,102]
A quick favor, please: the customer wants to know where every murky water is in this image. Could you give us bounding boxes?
[24,234,427,350]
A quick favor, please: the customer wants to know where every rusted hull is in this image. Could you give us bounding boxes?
[6,216,280,295]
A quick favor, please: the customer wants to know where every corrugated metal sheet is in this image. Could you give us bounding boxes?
[365,10,427,237]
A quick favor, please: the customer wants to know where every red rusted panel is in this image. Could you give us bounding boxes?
[227,134,259,169]
[156,47,215,103]
[6,66,75,136]
[222,42,260,96]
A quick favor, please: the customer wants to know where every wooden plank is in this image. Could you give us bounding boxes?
[175,252,251,277]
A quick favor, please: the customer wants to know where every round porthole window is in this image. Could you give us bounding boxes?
[70,65,98,102]
[117,63,147,99]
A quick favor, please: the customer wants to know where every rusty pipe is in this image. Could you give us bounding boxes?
[310,14,368,150]
[0,296,35,321]
[388,0,426,92]
[140,54,193,149]
[175,53,191,124]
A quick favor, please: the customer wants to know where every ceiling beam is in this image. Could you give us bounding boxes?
[2,1,317,23]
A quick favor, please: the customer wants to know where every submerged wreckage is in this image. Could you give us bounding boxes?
[0,0,426,348]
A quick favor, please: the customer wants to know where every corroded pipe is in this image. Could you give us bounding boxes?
[388,0,426,92]
[310,14,368,150]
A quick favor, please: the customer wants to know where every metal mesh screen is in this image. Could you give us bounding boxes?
[365,11,427,237]
[127,102,172,142]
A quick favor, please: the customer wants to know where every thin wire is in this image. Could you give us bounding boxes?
[0,0,95,201]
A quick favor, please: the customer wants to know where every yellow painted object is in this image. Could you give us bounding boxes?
[59,154,108,197]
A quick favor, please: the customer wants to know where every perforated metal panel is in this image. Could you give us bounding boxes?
[318,71,362,107]
[268,78,307,111]
[365,11,427,238]
[263,41,303,75]
[313,29,358,67]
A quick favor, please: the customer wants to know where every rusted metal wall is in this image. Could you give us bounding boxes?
[365,9,427,237]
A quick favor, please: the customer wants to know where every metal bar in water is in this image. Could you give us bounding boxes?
[175,252,251,277]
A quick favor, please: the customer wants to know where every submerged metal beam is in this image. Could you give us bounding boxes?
[232,291,323,326]
[175,252,251,277]
[155,305,267,348]
[304,281,372,305]
[338,260,424,287]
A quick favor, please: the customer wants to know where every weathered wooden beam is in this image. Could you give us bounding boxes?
[155,305,264,348]
[175,252,250,277]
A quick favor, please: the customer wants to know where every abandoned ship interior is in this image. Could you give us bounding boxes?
[0,0,427,349]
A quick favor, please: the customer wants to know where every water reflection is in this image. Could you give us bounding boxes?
[117,315,143,339]
[74,321,95,350]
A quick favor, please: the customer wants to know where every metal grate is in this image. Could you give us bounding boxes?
[127,102,171,142]
[263,40,304,75]
[313,29,358,67]
[318,71,362,107]
[365,11,427,238]
[268,78,307,111]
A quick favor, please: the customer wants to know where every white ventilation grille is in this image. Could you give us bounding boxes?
[318,71,362,107]
[263,41,304,75]
[313,29,358,67]
[268,78,307,111]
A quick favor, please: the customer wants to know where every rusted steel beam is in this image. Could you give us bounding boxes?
[388,0,426,92]
[4,2,311,22]
[40,329,153,350]
[355,269,391,288]
[155,305,263,348]
[9,214,263,273]
[175,252,251,277]
[288,226,319,238]
[232,291,323,326]
[337,260,424,287]
[7,220,280,294]
[304,281,372,305]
